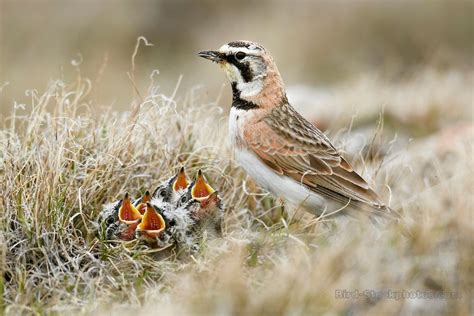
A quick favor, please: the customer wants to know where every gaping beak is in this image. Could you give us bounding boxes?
[198,50,223,62]
[118,193,142,225]
[136,191,152,215]
[173,167,188,192]
[191,170,216,201]
[136,203,166,238]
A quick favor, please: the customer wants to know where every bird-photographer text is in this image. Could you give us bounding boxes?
[335,289,461,301]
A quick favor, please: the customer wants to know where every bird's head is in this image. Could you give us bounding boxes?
[199,40,286,108]
[153,167,189,202]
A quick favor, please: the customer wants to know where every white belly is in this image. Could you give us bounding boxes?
[228,107,241,146]
[235,148,328,213]
[229,108,329,214]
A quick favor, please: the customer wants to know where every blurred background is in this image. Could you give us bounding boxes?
[0,0,472,118]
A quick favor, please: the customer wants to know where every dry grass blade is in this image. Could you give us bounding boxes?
[0,67,472,315]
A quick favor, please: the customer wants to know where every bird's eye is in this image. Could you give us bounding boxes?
[235,52,246,61]
[160,190,166,197]
[106,216,115,225]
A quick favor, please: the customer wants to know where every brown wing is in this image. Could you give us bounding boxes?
[244,103,384,209]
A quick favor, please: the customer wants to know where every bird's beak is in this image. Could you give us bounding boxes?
[136,203,166,238]
[136,191,152,215]
[191,170,216,200]
[118,193,142,225]
[173,167,188,192]
[198,50,223,62]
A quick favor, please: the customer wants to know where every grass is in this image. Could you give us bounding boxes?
[0,64,472,315]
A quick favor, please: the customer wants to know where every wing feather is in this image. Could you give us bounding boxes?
[243,103,385,211]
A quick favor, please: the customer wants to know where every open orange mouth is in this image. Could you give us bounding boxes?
[191,170,215,201]
[118,193,142,224]
[136,203,166,238]
[173,166,188,192]
[136,191,152,215]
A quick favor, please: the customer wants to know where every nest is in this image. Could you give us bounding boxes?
[98,167,224,253]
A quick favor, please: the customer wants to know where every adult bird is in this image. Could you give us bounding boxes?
[199,40,395,219]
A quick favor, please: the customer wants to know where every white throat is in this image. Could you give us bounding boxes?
[237,79,263,98]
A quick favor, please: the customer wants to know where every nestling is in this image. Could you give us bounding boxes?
[173,170,224,251]
[152,166,189,205]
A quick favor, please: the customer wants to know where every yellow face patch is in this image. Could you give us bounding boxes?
[219,62,239,82]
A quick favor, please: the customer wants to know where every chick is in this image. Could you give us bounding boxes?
[98,168,224,252]
[171,170,224,251]
[188,191,224,236]
[152,167,189,205]
[135,202,168,245]
[99,193,142,241]
[180,192,224,246]
[175,169,215,207]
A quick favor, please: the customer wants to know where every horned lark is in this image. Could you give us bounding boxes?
[153,166,189,205]
[173,172,223,251]
[176,169,216,206]
[98,169,224,249]
[185,191,223,237]
[181,171,223,227]
[99,193,141,241]
[199,40,394,218]
[135,202,167,242]
[98,192,167,243]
